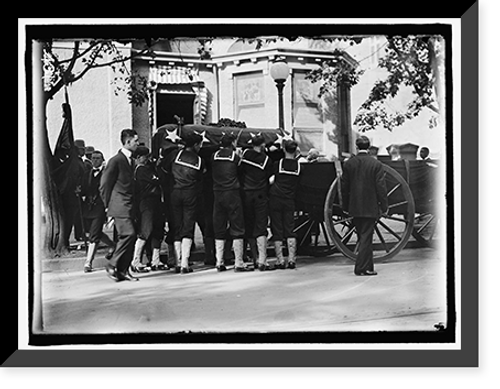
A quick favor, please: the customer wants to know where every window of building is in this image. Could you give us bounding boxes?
[292,71,324,152]
[234,72,266,127]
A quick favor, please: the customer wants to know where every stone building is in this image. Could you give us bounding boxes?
[45,36,445,161]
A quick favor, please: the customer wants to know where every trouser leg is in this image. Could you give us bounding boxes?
[248,238,258,265]
[84,242,97,271]
[167,243,176,267]
[203,237,216,265]
[100,231,115,253]
[111,218,136,274]
[353,218,376,274]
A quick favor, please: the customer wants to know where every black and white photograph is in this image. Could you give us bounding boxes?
[13,12,482,371]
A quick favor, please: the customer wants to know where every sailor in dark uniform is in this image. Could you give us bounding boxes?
[130,146,166,273]
[163,132,204,273]
[211,133,252,272]
[268,139,301,269]
[239,134,274,271]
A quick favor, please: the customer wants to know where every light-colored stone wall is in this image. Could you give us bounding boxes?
[45,45,133,161]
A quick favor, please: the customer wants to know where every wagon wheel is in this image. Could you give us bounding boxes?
[324,165,415,262]
[293,208,337,257]
[412,210,440,247]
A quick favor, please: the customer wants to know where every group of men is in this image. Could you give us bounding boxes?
[87,128,304,282]
[76,127,388,283]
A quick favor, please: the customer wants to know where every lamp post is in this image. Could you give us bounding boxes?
[270,59,290,131]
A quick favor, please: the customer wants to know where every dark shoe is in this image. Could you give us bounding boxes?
[131,265,150,273]
[234,266,254,272]
[276,263,287,270]
[105,249,114,260]
[117,271,140,281]
[151,263,167,271]
[287,262,296,269]
[216,265,227,272]
[84,266,93,273]
[105,264,118,282]
[258,264,275,271]
[355,270,378,276]
[174,266,181,274]
[180,267,192,274]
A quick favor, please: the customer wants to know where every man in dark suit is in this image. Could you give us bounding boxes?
[81,150,116,272]
[100,129,140,282]
[341,136,388,276]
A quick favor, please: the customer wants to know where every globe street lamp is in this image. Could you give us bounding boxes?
[270,59,290,131]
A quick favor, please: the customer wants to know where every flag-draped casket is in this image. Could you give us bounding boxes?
[151,124,287,160]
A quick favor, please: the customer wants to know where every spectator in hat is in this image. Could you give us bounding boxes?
[341,136,388,276]
[84,146,95,166]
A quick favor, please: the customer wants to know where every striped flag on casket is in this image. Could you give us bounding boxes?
[151,123,286,160]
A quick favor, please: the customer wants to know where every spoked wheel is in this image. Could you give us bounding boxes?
[412,211,440,247]
[293,208,337,257]
[324,165,415,262]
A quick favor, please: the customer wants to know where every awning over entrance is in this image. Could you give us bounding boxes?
[148,65,209,130]
[155,84,194,95]
[149,65,202,84]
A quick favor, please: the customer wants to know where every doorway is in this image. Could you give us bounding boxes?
[156,92,195,127]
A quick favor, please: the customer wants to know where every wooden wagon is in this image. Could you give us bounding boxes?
[295,158,442,261]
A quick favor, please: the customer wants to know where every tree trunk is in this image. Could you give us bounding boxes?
[33,43,70,259]
[429,36,445,124]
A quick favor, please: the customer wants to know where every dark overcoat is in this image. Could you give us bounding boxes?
[99,150,135,218]
[82,168,106,219]
[340,152,388,218]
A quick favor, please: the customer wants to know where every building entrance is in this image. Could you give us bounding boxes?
[156,93,195,127]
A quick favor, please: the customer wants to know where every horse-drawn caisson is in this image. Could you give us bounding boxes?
[151,123,442,262]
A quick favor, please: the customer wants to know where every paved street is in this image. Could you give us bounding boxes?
[39,246,448,335]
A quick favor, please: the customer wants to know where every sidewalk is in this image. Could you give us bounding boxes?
[39,246,448,335]
[42,224,208,273]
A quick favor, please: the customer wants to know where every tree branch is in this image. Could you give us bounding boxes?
[426,103,440,114]
[387,37,440,115]
[68,46,150,85]
[43,41,81,102]
[56,40,101,65]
